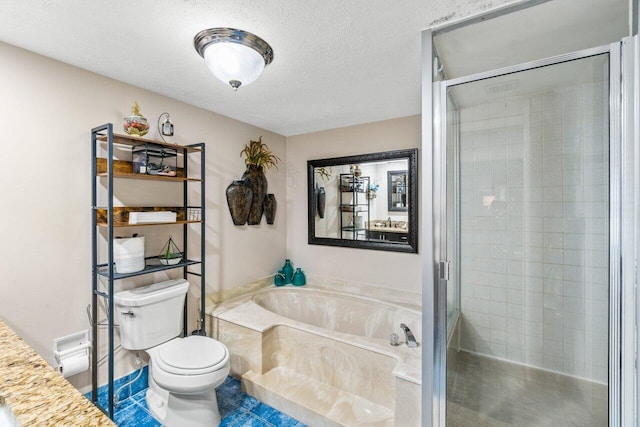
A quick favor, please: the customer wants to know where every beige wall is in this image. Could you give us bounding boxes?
[0,41,420,395]
[0,41,286,391]
[286,116,421,294]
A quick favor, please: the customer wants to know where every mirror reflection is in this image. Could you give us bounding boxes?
[387,170,408,212]
[308,149,417,253]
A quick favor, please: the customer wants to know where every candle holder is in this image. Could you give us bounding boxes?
[158,112,174,142]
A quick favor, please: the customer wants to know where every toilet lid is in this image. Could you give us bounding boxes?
[157,336,227,374]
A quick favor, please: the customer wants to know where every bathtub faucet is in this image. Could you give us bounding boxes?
[400,323,418,348]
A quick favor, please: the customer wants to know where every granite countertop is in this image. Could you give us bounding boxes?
[368,225,408,233]
[0,321,115,426]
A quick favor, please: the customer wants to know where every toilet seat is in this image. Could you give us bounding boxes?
[149,335,230,396]
[155,335,228,376]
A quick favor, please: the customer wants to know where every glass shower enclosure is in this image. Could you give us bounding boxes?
[433,44,624,426]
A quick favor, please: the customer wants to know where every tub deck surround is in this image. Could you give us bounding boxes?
[0,321,115,426]
[204,275,274,307]
[206,278,422,426]
[206,274,421,312]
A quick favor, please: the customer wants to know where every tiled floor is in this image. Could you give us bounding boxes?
[87,368,306,427]
[446,349,607,426]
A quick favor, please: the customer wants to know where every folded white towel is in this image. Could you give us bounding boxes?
[129,211,177,224]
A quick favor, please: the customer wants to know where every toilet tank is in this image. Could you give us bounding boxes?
[114,279,190,350]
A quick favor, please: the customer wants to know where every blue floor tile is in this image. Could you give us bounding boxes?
[250,402,278,420]
[113,401,160,427]
[90,372,306,427]
[129,366,149,396]
[218,376,243,396]
[218,395,241,418]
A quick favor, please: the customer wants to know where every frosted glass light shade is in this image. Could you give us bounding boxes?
[203,42,265,89]
[194,28,273,91]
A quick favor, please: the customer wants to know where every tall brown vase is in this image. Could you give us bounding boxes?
[225,180,253,225]
[317,186,326,218]
[242,165,267,225]
[264,194,277,224]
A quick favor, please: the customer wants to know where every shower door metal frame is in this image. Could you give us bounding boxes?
[431,43,624,427]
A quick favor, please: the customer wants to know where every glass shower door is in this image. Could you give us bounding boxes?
[442,52,612,426]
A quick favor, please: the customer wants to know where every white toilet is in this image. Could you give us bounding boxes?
[114,279,230,427]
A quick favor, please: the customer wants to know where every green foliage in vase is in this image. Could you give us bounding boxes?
[315,167,332,181]
[240,137,280,170]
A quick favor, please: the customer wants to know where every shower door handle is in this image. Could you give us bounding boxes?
[439,260,450,281]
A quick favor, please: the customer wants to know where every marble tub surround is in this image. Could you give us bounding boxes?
[307,275,420,310]
[207,274,422,313]
[204,275,273,306]
[244,326,398,426]
[0,321,115,427]
[207,278,422,426]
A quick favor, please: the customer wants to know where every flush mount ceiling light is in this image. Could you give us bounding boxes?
[194,27,274,91]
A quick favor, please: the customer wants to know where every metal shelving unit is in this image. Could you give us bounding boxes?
[90,124,206,419]
[339,173,370,240]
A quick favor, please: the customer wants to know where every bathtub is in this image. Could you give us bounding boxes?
[208,282,422,427]
[252,288,422,343]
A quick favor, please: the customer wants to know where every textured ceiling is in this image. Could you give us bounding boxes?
[0,0,524,136]
[435,0,628,81]
[434,0,629,108]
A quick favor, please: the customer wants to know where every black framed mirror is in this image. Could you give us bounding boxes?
[307,148,418,253]
[387,170,408,212]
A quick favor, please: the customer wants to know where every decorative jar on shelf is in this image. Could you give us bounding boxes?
[123,101,150,137]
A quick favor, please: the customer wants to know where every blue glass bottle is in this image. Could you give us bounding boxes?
[282,259,294,284]
[292,268,306,286]
[274,269,286,286]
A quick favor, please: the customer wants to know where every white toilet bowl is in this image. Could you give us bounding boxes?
[145,335,230,427]
[114,280,231,426]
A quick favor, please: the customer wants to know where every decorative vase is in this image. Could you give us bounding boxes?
[123,102,149,137]
[274,269,286,286]
[317,187,326,219]
[242,165,267,225]
[292,268,306,286]
[264,194,277,225]
[282,259,294,284]
[225,180,253,225]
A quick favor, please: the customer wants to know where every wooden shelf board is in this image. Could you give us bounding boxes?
[97,133,202,152]
[97,220,203,228]
[97,172,201,182]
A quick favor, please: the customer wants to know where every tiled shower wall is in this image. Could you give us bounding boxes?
[457,82,609,383]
